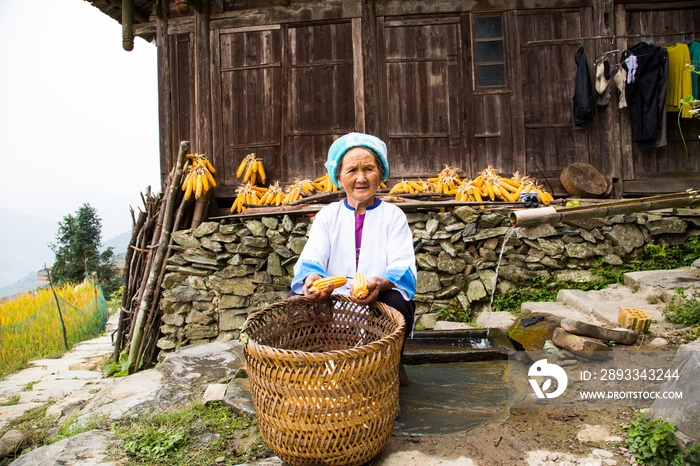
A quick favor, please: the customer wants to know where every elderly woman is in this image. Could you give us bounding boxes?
[290,132,417,346]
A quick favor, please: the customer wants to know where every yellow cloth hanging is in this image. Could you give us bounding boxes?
[664,43,693,118]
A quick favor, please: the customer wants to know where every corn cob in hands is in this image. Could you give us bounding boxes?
[352,273,369,299]
[308,276,347,293]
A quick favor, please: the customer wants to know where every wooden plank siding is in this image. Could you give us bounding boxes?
[624,7,700,194]
[150,0,700,208]
[380,17,465,178]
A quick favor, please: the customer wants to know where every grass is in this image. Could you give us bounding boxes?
[111,402,270,465]
[0,401,270,466]
[0,282,108,378]
[0,395,19,406]
[662,289,700,326]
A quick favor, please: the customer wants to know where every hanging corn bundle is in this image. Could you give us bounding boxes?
[455,168,554,205]
[429,165,461,195]
[235,153,267,185]
[181,153,216,200]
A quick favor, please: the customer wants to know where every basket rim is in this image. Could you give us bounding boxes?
[243,295,406,361]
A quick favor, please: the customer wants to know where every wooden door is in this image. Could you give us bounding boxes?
[212,21,359,193]
[378,17,464,179]
[212,26,283,198]
[517,10,598,193]
[283,21,357,181]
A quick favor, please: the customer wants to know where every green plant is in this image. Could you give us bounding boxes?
[680,325,700,342]
[624,412,686,465]
[414,322,425,331]
[104,352,132,378]
[687,442,700,465]
[21,381,39,392]
[491,276,561,314]
[111,401,270,465]
[0,395,19,406]
[107,286,123,314]
[436,297,471,322]
[662,289,700,326]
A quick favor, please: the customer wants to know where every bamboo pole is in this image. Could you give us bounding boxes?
[510,192,699,227]
[114,209,147,361]
[45,265,69,351]
[127,141,189,372]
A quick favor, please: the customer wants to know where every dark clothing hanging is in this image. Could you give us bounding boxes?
[637,47,669,150]
[621,42,667,142]
[573,46,596,126]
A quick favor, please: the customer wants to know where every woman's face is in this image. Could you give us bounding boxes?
[338,147,381,207]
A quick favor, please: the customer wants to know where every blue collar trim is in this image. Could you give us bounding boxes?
[343,198,382,211]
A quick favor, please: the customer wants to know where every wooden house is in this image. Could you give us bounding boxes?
[88,0,700,216]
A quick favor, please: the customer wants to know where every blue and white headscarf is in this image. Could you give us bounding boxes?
[325,132,389,188]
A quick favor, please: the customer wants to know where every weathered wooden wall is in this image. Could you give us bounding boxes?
[150,0,700,214]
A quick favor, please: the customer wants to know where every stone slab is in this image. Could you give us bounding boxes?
[560,318,638,345]
[7,429,117,466]
[433,321,475,330]
[475,311,517,330]
[32,379,92,398]
[624,269,700,290]
[520,302,607,327]
[555,288,665,326]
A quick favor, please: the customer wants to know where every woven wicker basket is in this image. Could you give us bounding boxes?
[243,295,406,466]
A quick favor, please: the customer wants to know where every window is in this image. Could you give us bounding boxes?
[473,16,505,87]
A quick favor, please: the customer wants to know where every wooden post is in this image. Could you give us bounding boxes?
[45,265,69,351]
[190,6,213,229]
[156,9,173,183]
[127,141,189,372]
[122,0,134,51]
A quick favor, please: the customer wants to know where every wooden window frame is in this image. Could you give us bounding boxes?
[471,13,507,89]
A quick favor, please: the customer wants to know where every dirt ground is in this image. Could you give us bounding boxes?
[375,406,637,465]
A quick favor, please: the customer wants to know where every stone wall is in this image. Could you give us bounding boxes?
[157,205,700,352]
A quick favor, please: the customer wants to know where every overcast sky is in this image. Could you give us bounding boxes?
[0,0,160,240]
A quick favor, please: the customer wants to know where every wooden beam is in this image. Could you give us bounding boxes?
[376,0,593,16]
[210,1,360,29]
[156,12,172,182]
[352,17,366,133]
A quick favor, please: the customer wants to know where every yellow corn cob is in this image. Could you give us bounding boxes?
[257,160,266,184]
[308,276,347,293]
[352,273,369,299]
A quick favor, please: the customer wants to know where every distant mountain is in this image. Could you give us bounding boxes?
[0,207,132,296]
[0,270,43,300]
[101,230,131,256]
[0,208,57,288]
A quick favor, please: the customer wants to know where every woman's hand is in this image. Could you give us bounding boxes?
[352,277,392,305]
[302,274,335,301]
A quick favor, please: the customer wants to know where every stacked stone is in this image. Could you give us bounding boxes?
[156,205,699,352]
[158,216,309,351]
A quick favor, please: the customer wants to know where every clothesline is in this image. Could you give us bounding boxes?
[526,31,698,46]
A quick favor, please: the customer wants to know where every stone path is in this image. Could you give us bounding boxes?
[0,313,119,432]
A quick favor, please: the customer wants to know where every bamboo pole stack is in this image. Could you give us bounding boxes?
[113,141,195,371]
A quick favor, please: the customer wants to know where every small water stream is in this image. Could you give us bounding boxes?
[485,226,517,336]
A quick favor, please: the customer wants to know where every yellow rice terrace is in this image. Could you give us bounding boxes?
[0,282,108,378]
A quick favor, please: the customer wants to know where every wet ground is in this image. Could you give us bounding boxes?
[395,361,510,436]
